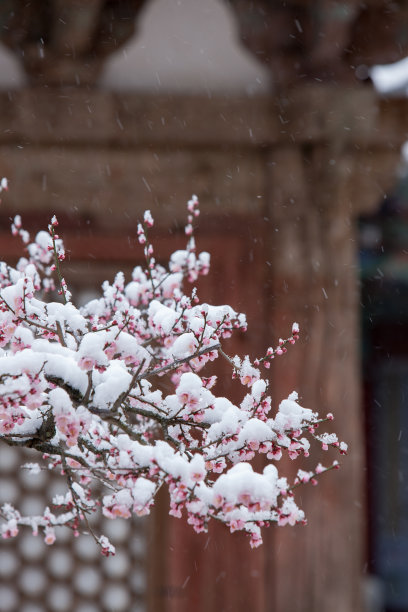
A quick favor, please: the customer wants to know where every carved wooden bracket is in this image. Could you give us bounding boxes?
[224,0,408,88]
[2,1,408,88]
[0,0,148,85]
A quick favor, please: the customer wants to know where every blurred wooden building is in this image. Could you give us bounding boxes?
[1,1,408,611]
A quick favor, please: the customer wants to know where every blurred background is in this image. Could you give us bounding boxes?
[1,1,408,611]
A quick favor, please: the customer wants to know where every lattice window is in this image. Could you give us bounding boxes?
[0,411,147,612]
[0,245,149,612]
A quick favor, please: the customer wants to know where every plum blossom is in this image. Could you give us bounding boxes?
[0,190,345,553]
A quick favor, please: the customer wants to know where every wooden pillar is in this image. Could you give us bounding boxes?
[264,141,366,611]
[147,228,269,612]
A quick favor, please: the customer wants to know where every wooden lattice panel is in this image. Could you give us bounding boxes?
[0,445,147,612]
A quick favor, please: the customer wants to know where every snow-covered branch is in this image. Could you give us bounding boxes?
[0,189,346,554]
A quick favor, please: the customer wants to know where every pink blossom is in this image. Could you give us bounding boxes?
[229,518,245,532]
[103,504,131,520]
[0,414,15,433]
[249,532,263,548]
[248,440,260,451]
[0,203,344,554]
[104,342,117,359]
[78,356,96,371]
[44,527,56,545]
[2,523,18,539]
[169,503,183,518]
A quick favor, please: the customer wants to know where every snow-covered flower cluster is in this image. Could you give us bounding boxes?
[0,189,346,554]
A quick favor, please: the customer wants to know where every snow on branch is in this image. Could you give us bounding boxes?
[0,187,346,554]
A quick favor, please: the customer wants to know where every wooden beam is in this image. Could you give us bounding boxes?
[1,88,408,148]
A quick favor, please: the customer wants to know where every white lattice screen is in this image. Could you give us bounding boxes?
[0,445,147,612]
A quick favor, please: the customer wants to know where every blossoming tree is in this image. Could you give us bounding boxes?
[0,184,346,555]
